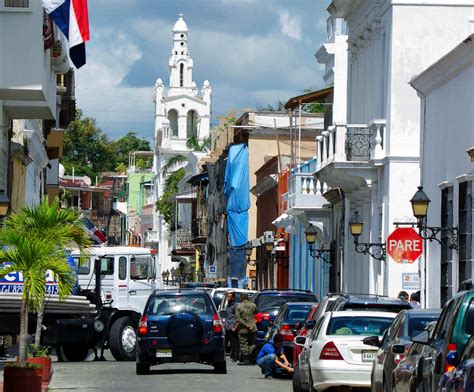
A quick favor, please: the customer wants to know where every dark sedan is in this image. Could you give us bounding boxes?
[369,309,440,392]
[439,336,474,392]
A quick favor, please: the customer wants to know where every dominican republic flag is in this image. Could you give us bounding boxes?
[41,0,90,69]
[82,217,107,245]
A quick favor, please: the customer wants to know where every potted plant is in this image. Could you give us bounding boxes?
[3,362,42,392]
[26,344,52,386]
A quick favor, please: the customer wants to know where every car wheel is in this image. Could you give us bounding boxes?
[292,363,307,392]
[136,363,150,375]
[61,344,90,362]
[109,317,137,361]
[168,312,203,348]
[214,361,227,374]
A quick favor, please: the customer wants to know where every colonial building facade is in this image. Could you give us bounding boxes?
[152,14,212,274]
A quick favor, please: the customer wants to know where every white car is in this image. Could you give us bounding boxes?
[294,311,396,391]
[209,288,256,310]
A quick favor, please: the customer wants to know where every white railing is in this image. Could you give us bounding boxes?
[287,173,329,210]
[316,119,386,170]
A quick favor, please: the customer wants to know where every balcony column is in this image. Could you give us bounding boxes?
[370,119,386,160]
[334,122,347,161]
[316,136,324,165]
[322,130,329,162]
[327,125,335,162]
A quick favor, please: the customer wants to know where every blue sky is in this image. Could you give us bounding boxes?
[75,0,330,141]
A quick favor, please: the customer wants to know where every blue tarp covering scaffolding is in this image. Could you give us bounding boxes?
[224,144,250,287]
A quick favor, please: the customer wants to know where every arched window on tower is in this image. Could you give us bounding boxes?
[187,110,198,138]
[179,63,184,87]
[168,109,178,138]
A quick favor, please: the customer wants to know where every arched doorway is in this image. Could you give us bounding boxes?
[187,110,198,138]
[168,109,178,138]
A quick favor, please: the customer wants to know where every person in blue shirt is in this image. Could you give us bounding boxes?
[256,333,294,379]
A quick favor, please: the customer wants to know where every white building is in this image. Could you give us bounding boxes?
[152,14,212,274]
[310,0,473,298]
[0,1,72,212]
[410,34,474,307]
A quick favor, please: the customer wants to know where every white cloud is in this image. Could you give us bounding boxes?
[279,11,302,41]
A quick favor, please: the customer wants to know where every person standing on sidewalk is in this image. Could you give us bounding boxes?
[224,291,239,362]
[235,293,258,365]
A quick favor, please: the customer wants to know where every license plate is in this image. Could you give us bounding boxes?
[361,351,376,362]
[156,349,172,358]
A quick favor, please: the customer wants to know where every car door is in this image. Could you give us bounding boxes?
[300,315,325,387]
[127,255,155,314]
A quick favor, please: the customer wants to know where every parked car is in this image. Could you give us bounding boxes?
[328,294,414,313]
[217,289,257,312]
[412,290,474,391]
[439,336,474,392]
[135,289,226,375]
[392,321,438,392]
[292,303,319,367]
[265,302,315,360]
[293,311,396,391]
[252,289,318,346]
[369,309,440,392]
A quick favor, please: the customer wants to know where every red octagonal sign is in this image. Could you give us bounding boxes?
[387,227,423,263]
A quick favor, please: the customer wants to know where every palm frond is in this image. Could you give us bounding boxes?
[162,154,187,176]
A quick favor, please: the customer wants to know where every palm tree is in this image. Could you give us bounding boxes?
[0,232,76,366]
[162,154,187,176]
[3,198,92,346]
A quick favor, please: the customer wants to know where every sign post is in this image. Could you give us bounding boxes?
[387,227,423,263]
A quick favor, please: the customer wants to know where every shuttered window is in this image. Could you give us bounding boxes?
[440,186,453,306]
[459,181,473,287]
[5,0,29,7]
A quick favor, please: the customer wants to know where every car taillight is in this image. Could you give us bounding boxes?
[280,324,294,341]
[444,343,457,372]
[394,354,406,364]
[255,313,270,323]
[213,313,223,334]
[138,316,147,335]
[319,341,343,360]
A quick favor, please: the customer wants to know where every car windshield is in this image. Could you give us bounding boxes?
[147,295,210,316]
[256,294,316,310]
[327,316,393,336]
[285,305,313,322]
[408,316,439,338]
[341,302,412,312]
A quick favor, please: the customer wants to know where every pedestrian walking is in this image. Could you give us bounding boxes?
[256,333,294,379]
[410,291,421,308]
[235,293,258,365]
[224,291,239,362]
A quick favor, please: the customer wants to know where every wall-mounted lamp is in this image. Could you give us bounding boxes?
[349,211,386,262]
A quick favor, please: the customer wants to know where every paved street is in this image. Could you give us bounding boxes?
[46,351,291,392]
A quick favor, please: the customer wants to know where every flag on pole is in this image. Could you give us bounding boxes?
[82,217,107,245]
[41,0,90,68]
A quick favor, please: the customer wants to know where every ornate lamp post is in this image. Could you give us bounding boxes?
[349,211,386,262]
[304,225,332,264]
[245,242,255,266]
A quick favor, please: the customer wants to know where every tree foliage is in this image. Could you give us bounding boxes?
[62,111,151,179]
[155,168,185,225]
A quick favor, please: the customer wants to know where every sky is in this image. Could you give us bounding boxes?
[75,0,330,141]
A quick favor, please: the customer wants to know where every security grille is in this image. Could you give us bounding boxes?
[5,0,29,7]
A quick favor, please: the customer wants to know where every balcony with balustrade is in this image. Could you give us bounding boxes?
[314,119,386,192]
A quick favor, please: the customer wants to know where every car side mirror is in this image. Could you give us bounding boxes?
[363,336,381,347]
[445,351,457,366]
[294,336,307,347]
[411,330,429,345]
[392,344,406,354]
[219,310,228,319]
[305,320,316,330]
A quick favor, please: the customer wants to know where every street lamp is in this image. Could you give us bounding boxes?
[349,211,386,262]
[304,225,332,264]
[405,186,458,249]
[245,242,255,266]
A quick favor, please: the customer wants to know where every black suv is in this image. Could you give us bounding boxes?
[136,289,226,375]
[252,289,318,346]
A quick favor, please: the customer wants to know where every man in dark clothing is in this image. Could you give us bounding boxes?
[235,293,258,365]
[257,333,294,379]
[224,291,239,361]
